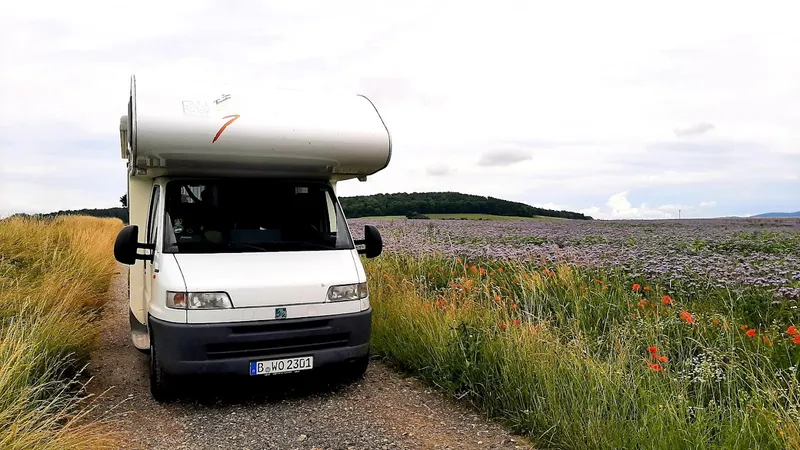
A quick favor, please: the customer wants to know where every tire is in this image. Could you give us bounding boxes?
[340,355,370,383]
[149,342,177,402]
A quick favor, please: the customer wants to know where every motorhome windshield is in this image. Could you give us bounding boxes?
[162,179,354,254]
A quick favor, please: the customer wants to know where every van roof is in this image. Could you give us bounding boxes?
[120,75,391,181]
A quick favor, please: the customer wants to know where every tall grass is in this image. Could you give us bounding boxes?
[367,253,800,450]
[0,216,122,449]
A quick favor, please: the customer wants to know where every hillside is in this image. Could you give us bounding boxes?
[5,192,592,223]
[752,211,800,218]
[340,192,592,220]
[7,207,128,222]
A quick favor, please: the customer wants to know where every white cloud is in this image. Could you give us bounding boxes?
[1,0,799,216]
[477,146,533,167]
[674,122,715,137]
[426,163,452,176]
[699,200,717,207]
[582,191,691,219]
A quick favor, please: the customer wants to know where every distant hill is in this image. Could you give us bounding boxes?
[751,211,800,218]
[5,191,593,223]
[340,192,592,220]
[6,207,128,222]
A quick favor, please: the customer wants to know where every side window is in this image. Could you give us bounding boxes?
[324,190,337,233]
[146,186,161,245]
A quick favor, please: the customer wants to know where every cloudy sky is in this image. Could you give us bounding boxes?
[1,0,798,219]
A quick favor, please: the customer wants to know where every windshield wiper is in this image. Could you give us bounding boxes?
[228,240,336,251]
[227,241,269,252]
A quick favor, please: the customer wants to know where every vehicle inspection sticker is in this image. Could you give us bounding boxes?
[181,100,210,118]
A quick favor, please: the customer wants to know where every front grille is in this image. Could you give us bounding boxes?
[229,318,331,335]
[205,332,349,360]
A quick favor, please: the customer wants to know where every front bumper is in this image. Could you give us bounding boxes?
[148,308,371,376]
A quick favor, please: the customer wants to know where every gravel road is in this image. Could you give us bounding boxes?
[86,266,533,450]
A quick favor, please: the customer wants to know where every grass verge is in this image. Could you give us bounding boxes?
[367,253,800,450]
[0,216,122,449]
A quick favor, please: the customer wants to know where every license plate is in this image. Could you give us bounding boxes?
[249,356,314,376]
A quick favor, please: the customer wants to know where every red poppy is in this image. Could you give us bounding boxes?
[792,334,800,344]
[499,321,508,329]
[647,346,658,354]
[511,303,518,310]
[658,355,669,363]
[633,284,641,291]
[494,295,501,303]
[436,300,445,307]
[741,325,749,331]
[497,268,504,273]
[788,325,798,336]
[661,295,672,305]
[746,328,756,338]
[644,286,652,292]
[680,311,695,324]
[638,299,648,309]
[648,363,663,372]
[513,319,521,326]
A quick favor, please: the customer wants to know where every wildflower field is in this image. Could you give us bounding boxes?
[352,217,800,449]
[0,216,121,449]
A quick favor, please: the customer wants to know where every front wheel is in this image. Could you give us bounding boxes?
[340,355,370,383]
[149,342,177,402]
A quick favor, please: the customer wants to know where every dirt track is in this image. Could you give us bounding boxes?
[85,266,533,450]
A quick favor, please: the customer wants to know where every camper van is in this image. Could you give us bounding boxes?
[113,75,390,401]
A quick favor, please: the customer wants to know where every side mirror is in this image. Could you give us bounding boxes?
[355,225,383,258]
[114,225,154,265]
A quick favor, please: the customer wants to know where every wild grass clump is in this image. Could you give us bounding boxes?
[0,216,122,449]
[367,253,800,450]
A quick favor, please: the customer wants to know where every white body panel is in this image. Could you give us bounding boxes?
[173,250,363,308]
[127,176,152,325]
[123,75,391,179]
[150,254,188,323]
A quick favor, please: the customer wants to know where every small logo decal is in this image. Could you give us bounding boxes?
[214,93,231,105]
[275,308,287,319]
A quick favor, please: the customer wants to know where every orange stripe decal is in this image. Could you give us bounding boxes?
[212,114,241,143]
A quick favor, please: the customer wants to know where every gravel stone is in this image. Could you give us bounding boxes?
[86,266,533,449]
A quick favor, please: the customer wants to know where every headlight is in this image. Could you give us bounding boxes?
[167,291,233,309]
[327,282,368,301]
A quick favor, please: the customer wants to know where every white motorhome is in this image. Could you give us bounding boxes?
[114,75,390,401]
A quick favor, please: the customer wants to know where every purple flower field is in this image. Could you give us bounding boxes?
[349,217,800,301]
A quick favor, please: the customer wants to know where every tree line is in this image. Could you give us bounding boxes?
[340,192,593,220]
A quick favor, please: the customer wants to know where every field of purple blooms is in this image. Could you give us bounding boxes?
[351,216,800,303]
[353,216,800,449]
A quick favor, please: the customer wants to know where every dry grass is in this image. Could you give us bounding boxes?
[0,216,123,449]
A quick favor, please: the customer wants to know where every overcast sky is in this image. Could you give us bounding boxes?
[1,1,798,219]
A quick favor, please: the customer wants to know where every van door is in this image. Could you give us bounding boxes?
[143,185,161,311]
